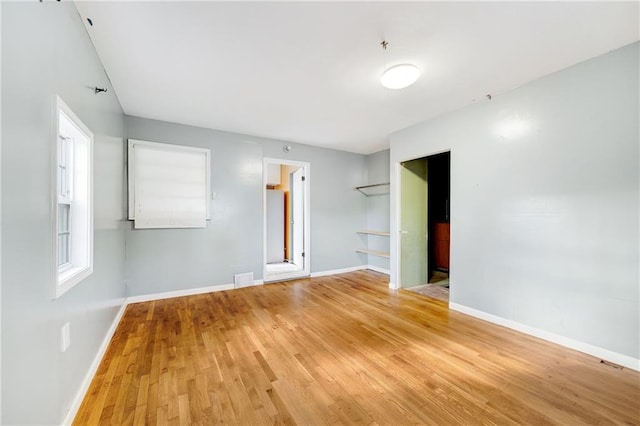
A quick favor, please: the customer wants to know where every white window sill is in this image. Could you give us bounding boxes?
[56,265,92,299]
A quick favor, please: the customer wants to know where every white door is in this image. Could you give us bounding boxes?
[290,168,305,268]
[400,158,428,287]
[266,190,285,263]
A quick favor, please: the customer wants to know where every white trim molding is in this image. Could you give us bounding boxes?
[366,265,390,275]
[262,157,312,283]
[53,96,94,299]
[310,266,365,278]
[310,265,390,278]
[450,303,640,372]
[62,299,127,426]
[64,282,237,424]
[127,283,235,304]
[63,267,407,424]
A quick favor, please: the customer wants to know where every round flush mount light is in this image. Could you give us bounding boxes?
[381,63,420,90]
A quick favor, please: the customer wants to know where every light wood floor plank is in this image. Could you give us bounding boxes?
[74,270,640,425]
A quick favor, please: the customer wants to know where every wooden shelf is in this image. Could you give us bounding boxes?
[357,230,390,259]
[357,230,390,237]
[356,249,390,258]
[355,182,390,196]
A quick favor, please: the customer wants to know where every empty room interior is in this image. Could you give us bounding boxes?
[2,1,639,424]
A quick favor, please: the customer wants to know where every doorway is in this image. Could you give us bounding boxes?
[399,152,450,291]
[427,152,450,285]
[263,158,310,282]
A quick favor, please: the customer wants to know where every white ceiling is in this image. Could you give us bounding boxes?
[75,1,639,154]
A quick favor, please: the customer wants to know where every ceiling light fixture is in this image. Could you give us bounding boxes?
[379,40,420,90]
[381,64,420,89]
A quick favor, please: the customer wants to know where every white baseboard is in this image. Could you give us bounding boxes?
[366,265,390,275]
[310,265,367,277]
[310,265,389,278]
[65,282,238,424]
[64,268,397,424]
[127,283,235,304]
[63,298,128,426]
[450,303,640,372]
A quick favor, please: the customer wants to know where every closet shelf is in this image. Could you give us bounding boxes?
[357,230,390,237]
[355,182,390,196]
[356,249,390,258]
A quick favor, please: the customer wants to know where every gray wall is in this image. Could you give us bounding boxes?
[364,149,391,271]
[125,116,367,296]
[390,42,639,359]
[1,3,126,424]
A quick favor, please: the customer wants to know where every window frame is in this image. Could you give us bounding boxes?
[57,134,72,270]
[127,139,211,229]
[57,202,72,270]
[52,96,94,299]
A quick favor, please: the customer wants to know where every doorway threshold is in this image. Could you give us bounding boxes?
[266,262,300,273]
[405,283,449,302]
[264,268,310,283]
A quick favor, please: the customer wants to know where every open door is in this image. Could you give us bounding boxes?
[290,167,305,268]
[263,158,310,282]
[400,158,428,287]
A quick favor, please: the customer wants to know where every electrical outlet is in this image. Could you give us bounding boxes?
[61,322,70,352]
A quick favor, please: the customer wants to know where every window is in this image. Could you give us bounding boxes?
[128,139,211,229]
[57,134,73,269]
[54,96,93,298]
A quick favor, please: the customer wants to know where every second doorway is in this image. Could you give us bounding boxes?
[399,151,450,289]
[264,158,310,282]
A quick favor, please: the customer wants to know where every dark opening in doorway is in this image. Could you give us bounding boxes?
[427,151,450,286]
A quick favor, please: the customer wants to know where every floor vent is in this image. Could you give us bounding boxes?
[234,272,254,289]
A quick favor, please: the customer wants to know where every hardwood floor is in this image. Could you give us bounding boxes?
[74,270,640,425]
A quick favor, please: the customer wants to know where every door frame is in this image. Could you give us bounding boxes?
[393,149,451,290]
[262,157,311,282]
[289,167,305,268]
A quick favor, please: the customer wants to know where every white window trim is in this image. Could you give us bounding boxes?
[128,139,211,228]
[52,96,93,299]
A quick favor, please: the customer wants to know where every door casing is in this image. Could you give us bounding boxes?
[393,149,451,290]
[263,158,311,282]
